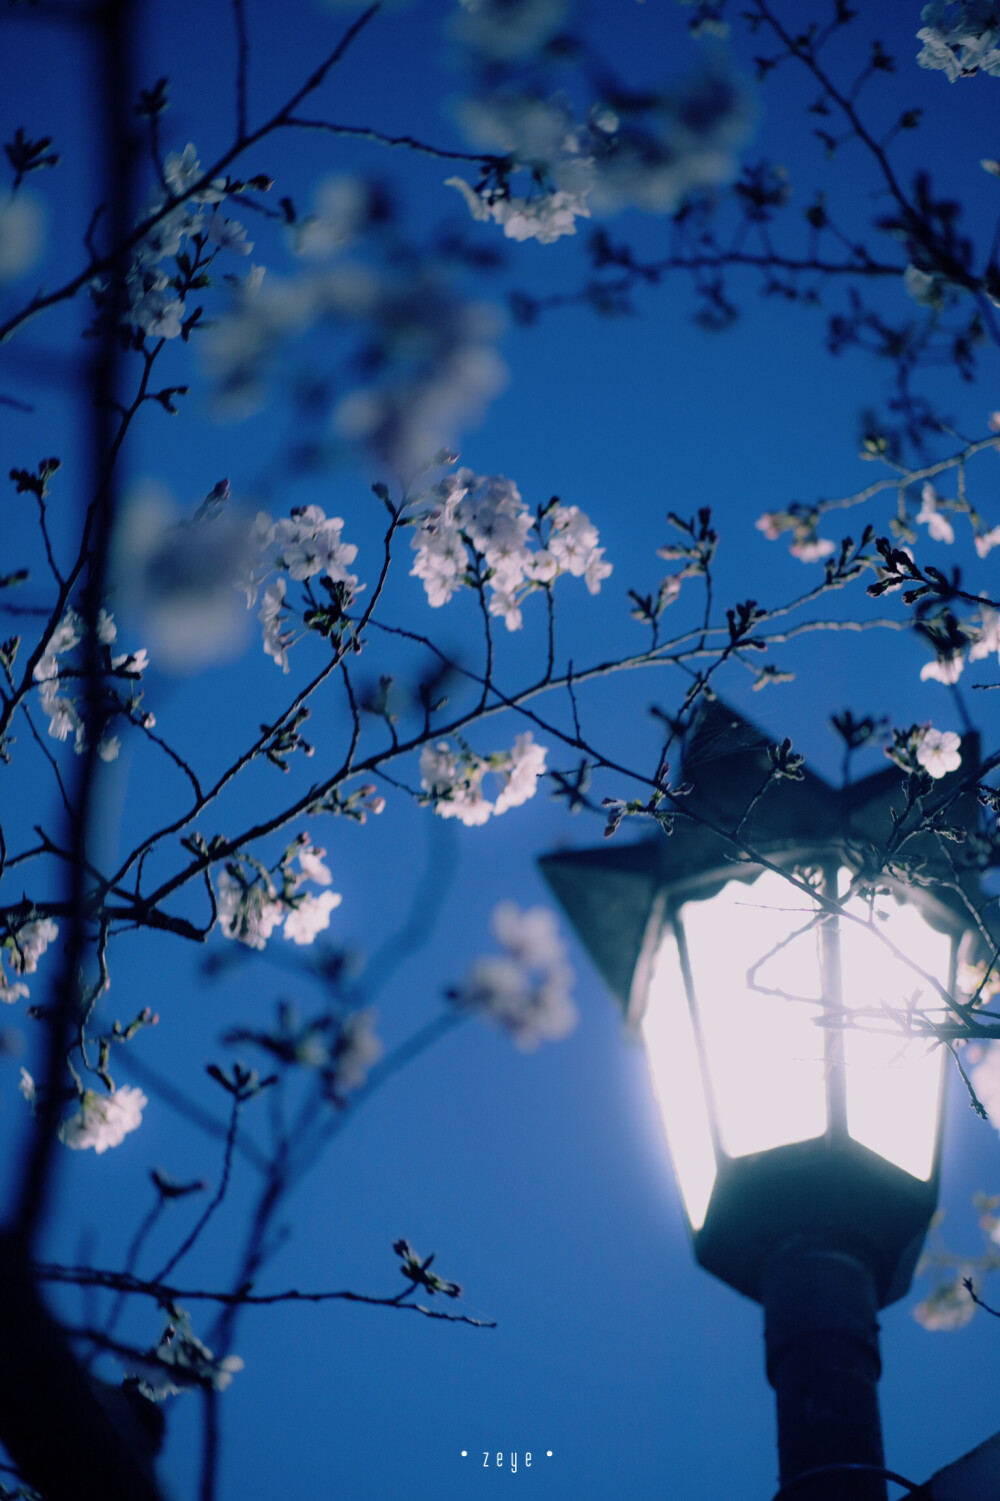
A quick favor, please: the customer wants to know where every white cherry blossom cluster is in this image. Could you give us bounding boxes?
[126,143,255,340]
[917,2,1000,80]
[447,69,752,244]
[1,916,58,1006]
[240,506,360,672]
[58,1085,147,1154]
[32,607,147,760]
[451,902,578,1049]
[126,1308,244,1400]
[409,469,610,629]
[420,731,547,826]
[215,840,342,950]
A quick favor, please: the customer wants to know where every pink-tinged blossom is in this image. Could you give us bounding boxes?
[452,903,578,1050]
[914,726,962,778]
[975,525,1000,557]
[58,1085,147,1154]
[283,890,342,945]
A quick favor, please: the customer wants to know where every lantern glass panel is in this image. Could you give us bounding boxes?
[838,871,951,1181]
[678,871,828,1160]
[641,928,717,1230]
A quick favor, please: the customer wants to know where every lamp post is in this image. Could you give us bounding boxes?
[540,700,979,1501]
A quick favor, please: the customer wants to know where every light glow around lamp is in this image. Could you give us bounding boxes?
[638,866,952,1233]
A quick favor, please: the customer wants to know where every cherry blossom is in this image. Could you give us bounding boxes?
[297,842,333,886]
[451,903,577,1049]
[974,524,1000,557]
[329,1008,383,1093]
[216,869,285,950]
[8,917,58,976]
[912,1271,977,1330]
[283,890,342,945]
[920,652,965,685]
[0,956,29,1005]
[914,726,962,778]
[420,731,547,824]
[58,1086,147,1154]
[409,468,610,627]
[916,483,955,544]
[917,2,1000,80]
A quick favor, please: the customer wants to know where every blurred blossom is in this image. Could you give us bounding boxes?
[448,66,754,241]
[283,890,343,945]
[208,258,505,476]
[293,175,372,258]
[969,602,1000,663]
[916,482,955,543]
[912,1272,977,1330]
[329,1008,383,1093]
[126,1309,243,1400]
[113,480,257,671]
[917,2,1000,79]
[452,0,573,61]
[7,917,58,976]
[452,903,578,1049]
[0,193,45,283]
[58,1085,147,1154]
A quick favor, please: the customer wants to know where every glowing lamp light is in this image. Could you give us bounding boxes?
[541,700,982,1499]
[541,701,974,1308]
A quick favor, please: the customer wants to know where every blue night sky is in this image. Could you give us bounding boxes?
[4,2,1000,1498]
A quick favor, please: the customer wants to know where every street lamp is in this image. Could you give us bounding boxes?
[540,699,978,1501]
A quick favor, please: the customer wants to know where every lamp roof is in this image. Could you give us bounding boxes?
[539,697,978,1012]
